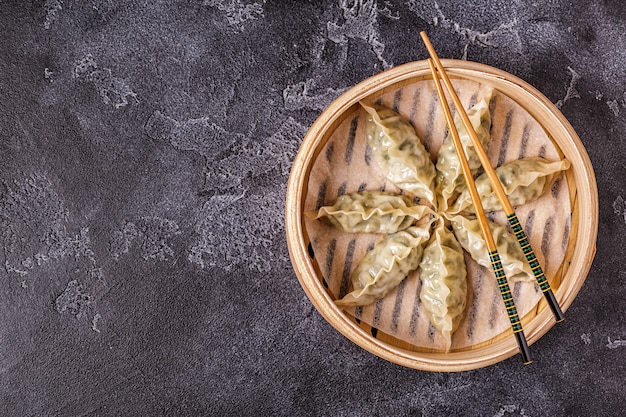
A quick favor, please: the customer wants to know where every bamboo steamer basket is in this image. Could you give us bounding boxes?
[285,59,598,371]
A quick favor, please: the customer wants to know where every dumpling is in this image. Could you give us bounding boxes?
[447,157,571,215]
[361,102,437,207]
[335,220,434,307]
[435,89,493,211]
[447,214,534,283]
[306,191,435,234]
[418,219,467,352]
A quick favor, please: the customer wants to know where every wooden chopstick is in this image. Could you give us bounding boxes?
[420,31,565,324]
[426,58,532,365]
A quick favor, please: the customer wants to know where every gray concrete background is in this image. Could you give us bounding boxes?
[1,0,624,415]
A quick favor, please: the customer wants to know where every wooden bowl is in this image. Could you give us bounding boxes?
[285,59,597,371]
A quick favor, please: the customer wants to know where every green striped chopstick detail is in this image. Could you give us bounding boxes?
[489,250,523,333]
[507,213,551,292]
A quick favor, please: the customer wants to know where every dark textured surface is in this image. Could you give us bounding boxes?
[0,1,624,416]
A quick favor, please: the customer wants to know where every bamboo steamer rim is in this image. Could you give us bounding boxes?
[285,59,598,371]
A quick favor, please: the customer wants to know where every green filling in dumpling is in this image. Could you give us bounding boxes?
[418,219,467,352]
[361,102,437,207]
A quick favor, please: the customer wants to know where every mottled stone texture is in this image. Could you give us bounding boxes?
[0,0,624,415]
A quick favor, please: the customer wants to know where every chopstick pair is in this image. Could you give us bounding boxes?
[421,31,565,364]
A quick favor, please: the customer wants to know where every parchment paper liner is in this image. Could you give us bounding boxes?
[303,79,571,352]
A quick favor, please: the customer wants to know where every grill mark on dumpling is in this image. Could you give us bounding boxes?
[325,142,334,163]
[518,124,531,159]
[466,268,483,340]
[390,279,406,332]
[541,216,554,273]
[339,239,356,299]
[393,89,403,112]
[316,181,327,210]
[337,182,347,197]
[497,109,514,167]
[538,145,546,158]
[551,176,563,199]
[423,90,438,150]
[364,143,372,166]
[409,278,422,336]
[358,182,367,192]
[344,116,359,164]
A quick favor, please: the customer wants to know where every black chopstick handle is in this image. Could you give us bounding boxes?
[515,331,533,365]
[544,289,565,323]
[489,249,533,364]
[507,213,565,323]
